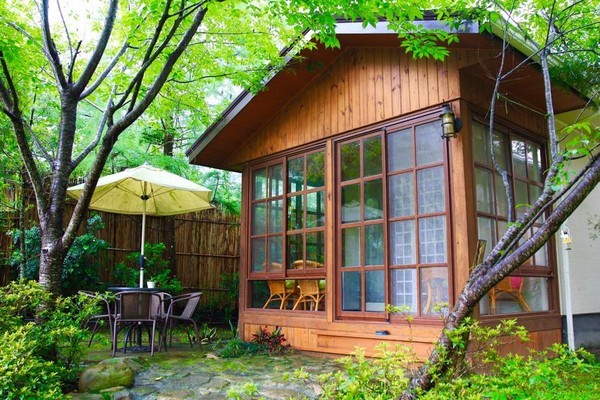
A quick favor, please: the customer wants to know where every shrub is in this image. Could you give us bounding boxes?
[314,343,412,399]
[251,326,287,354]
[305,318,599,399]
[0,280,97,398]
[424,344,597,399]
[113,242,182,293]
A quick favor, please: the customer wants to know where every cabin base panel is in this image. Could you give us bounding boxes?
[562,313,600,350]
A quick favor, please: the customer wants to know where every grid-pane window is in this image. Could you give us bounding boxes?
[249,150,326,310]
[472,121,552,315]
[338,119,450,319]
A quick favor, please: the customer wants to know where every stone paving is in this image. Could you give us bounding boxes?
[72,343,342,400]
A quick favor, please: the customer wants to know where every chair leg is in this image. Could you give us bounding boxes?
[158,318,168,352]
[150,320,156,356]
[112,322,118,357]
[88,319,100,347]
[191,320,202,350]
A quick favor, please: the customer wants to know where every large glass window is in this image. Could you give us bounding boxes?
[338,119,450,319]
[472,121,552,315]
[249,150,326,310]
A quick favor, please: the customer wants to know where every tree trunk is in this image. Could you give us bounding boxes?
[162,116,177,272]
[17,167,28,280]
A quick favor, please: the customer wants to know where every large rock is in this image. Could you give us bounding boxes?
[79,358,142,393]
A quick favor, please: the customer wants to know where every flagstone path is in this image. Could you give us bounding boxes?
[71,345,342,400]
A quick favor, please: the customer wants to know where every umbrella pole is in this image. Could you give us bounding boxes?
[139,188,147,288]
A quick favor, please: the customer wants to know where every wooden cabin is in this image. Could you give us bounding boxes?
[187,20,589,358]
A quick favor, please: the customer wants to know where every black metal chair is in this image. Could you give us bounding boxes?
[158,292,202,351]
[112,291,162,356]
[79,291,116,347]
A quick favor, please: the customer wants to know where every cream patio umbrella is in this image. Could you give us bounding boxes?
[67,164,213,287]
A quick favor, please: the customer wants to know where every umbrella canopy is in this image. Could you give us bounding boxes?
[67,164,213,287]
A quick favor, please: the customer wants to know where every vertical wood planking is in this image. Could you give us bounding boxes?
[227,46,486,166]
[382,48,394,120]
[390,49,401,117]
[427,58,440,105]
[374,48,385,121]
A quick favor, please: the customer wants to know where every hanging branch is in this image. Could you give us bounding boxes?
[487,9,516,223]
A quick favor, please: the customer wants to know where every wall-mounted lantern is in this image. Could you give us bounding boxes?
[440,103,463,139]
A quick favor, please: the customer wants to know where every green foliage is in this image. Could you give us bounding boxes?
[251,326,287,354]
[8,214,109,294]
[217,321,264,359]
[0,280,98,398]
[199,323,219,345]
[114,242,182,293]
[227,382,262,400]
[427,318,530,383]
[424,344,598,400]
[315,344,412,399]
[217,336,264,359]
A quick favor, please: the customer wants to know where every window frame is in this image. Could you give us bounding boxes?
[472,116,557,316]
[334,112,453,321]
[247,148,327,284]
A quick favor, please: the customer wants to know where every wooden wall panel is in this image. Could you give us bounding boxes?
[227,47,463,166]
[241,316,444,359]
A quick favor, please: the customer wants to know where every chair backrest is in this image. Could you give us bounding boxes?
[292,260,324,269]
[267,280,286,294]
[79,290,114,316]
[497,277,524,292]
[150,292,171,317]
[118,291,159,320]
[179,292,202,319]
[298,279,320,295]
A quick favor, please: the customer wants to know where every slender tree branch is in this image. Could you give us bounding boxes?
[40,0,68,89]
[127,0,175,113]
[80,40,130,99]
[22,119,53,163]
[72,0,118,95]
[67,40,82,84]
[71,94,114,170]
[0,52,20,110]
[488,11,516,223]
[56,0,74,78]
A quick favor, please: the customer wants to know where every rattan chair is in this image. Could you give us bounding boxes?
[158,292,202,351]
[292,280,325,311]
[489,277,532,313]
[263,280,297,309]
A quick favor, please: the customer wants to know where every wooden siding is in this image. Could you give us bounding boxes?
[226,48,506,167]
[241,313,443,358]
